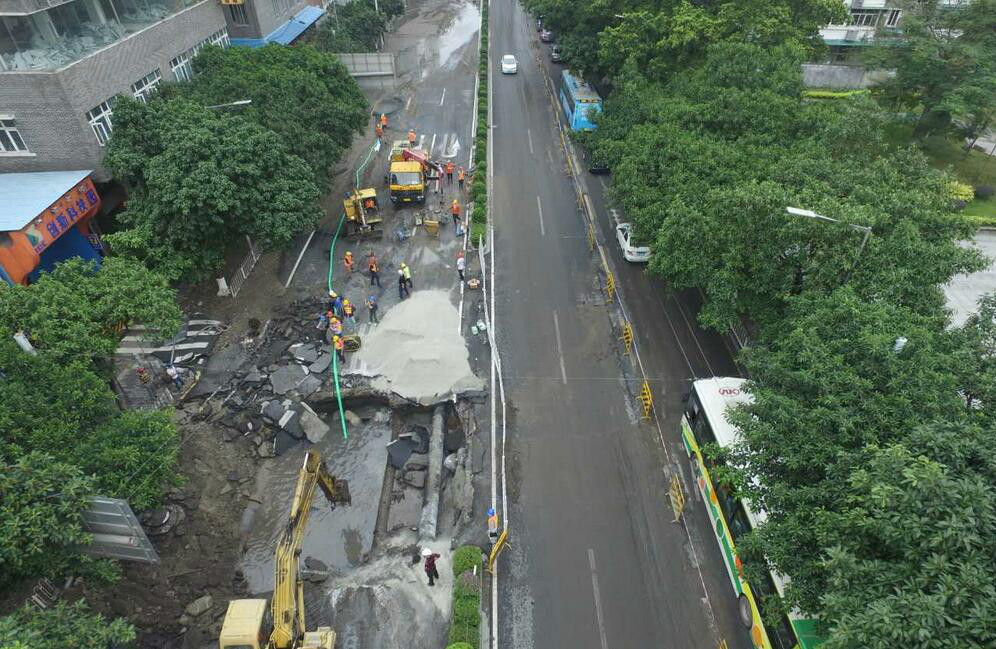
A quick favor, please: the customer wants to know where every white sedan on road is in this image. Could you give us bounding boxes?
[616,223,651,263]
[501,54,518,74]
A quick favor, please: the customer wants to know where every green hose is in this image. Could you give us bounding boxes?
[328,139,380,441]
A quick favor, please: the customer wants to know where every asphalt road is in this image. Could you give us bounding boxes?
[491,1,752,648]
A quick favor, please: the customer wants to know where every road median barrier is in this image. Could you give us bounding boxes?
[620,322,633,355]
[638,380,654,420]
[669,474,686,523]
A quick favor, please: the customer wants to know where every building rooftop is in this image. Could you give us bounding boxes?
[0,170,92,231]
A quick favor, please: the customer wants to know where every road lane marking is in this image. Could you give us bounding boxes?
[546,147,554,165]
[588,549,610,649]
[440,88,446,106]
[552,311,567,384]
[430,133,437,156]
[599,176,608,190]
[536,195,545,236]
[405,94,413,111]
[527,128,534,154]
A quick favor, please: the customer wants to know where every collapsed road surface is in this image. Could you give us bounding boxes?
[490,1,753,649]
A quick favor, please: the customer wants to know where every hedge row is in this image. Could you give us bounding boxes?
[447,546,483,647]
[470,1,489,246]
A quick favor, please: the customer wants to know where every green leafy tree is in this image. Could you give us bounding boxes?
[0,257,181,363]
[820,430,996,649]
[180,44,367,186]
[0,602,135,649]
[0,339,179,510]
[590,43,983,331]
[950,292,996,412]
[316,0,388,53]
[104,96,322,281]
[0,453,92,585]
[866,0,996,139]
[726,289,985,615]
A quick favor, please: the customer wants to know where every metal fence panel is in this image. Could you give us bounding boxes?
[81,497,159,564]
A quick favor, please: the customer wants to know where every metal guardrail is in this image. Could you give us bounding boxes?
[227,235,261,298]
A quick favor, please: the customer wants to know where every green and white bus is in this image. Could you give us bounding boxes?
[680,377,824,649]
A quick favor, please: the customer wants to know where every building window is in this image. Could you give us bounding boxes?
[208,28,231,47]
[271,0,292,17]
[170,29,229,82]
[0,117,28,152]
[849,11,879,27]
[227,3,249,25]
[885,9,902,27]
[131,70,162,103]
[171,52,193,82]
[86,99,115,146]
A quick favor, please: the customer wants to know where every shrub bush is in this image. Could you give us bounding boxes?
[975,185,994,199]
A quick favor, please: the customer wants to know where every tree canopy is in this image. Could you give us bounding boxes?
[0,602,135,649]
[0,257,181,363]
[104,96,322,281]
[522,0,845,81]
[590,42,984,331]
[866,0,996,139]
[181,43,368,187]
[0,338,179,511]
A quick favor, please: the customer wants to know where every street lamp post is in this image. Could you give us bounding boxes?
[786,206,872,284]
[205,99,253,110]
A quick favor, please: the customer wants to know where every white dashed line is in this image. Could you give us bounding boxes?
[552,311,567,384]
[588,549,610,649]
[536,195,545,236]
[440,88,446,106]
[527,128,534,154]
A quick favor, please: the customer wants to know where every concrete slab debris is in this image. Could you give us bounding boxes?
[296,374,324,398]
[297,403,330,444]
[309,353,332,374]
[270,364,307,395]
[387,438,417,469]
[262,400,285,423]
[290,343,320,363]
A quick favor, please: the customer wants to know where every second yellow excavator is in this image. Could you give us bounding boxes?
[218,451,351,649]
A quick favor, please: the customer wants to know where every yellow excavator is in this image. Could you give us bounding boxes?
[219,452,351,649]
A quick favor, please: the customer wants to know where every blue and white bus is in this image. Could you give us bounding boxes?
[559,70,602,131]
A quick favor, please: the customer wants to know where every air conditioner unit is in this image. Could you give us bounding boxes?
[845,29,859,41]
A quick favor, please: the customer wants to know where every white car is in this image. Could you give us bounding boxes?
[500,54,518,74]
[616,223,651,263]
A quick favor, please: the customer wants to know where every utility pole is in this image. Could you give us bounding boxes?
[786,207,873,285]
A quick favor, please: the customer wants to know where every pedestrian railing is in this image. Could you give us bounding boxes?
[227,236,262,298]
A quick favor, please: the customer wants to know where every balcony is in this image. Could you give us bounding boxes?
[0,0,199,70]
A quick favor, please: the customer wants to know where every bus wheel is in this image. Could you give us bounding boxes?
[737,594,753,629]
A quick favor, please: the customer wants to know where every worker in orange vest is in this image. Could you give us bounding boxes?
[375,123,383,140]
[458,166,466,189]
[343,250,354,273]
[380,113,388,130]
[451,199,461,226]
[408,129,417,146]
[445,161,455,184]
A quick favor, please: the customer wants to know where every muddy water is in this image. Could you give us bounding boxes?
[436,2,480,69]
[239,416,391,594]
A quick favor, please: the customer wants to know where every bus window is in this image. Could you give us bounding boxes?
[750,573,799,649]
[728,503,752,542]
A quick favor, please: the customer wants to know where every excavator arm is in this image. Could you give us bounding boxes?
[270,451,351,649]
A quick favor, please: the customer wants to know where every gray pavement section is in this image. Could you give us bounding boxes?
[944,229,996,326]
[490,2,752,649]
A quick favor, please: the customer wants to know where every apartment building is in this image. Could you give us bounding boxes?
[820,0,969,61]
[0,0,323,177]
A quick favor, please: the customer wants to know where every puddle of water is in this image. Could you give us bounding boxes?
[437,2,480,69]
[239,419,391,594]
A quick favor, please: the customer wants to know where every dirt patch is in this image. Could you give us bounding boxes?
[72,413,258,649]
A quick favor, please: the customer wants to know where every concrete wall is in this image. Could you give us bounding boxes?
[0,0,226,178]
[802,63,894,89]
[222,0,264,40]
